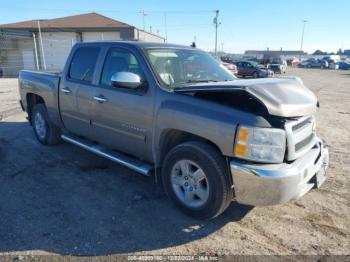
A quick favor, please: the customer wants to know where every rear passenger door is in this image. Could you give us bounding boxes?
[60,46,101,139]
[90,47,154,161]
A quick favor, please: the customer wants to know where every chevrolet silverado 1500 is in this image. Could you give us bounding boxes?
[18,41,329,219]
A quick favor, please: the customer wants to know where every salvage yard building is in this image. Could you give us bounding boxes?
[0,13,165,76]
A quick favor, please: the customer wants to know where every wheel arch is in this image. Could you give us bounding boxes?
[26,93,46,123]
[157,129,224,168]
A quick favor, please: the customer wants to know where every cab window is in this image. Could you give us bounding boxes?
[69,47,100,83]
[101,48,143,86]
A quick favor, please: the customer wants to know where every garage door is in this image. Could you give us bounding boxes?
[41,32,76,70]
[82,32,121,42]
[22,50,35,70]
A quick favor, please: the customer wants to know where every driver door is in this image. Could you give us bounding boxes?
[90,47,154,160]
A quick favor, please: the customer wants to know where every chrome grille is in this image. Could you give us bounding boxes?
[295,133,314,152]
[285,116,316,161]
[292,117,312,132]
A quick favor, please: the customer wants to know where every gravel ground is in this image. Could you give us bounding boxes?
[0,68,349,258]
[0,78,21,119]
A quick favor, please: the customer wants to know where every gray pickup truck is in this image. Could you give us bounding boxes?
[18,41,329,219]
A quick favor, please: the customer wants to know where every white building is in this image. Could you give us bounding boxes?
[0,13,165,76]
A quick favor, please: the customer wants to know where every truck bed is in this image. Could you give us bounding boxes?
[18,70,62,126]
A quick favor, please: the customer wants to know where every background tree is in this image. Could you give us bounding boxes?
[337,48,343,55]
[313,50,326,55]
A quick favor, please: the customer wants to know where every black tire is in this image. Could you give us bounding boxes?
[31,104,61,145]
[162,141,232,220]
[252,71,259,78]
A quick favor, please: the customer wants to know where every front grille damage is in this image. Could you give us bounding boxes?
[295,133,315,152]
[285,116,316,161]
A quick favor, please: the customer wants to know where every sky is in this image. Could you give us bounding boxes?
[1,0,349,54]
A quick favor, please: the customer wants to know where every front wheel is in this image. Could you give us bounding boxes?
[162,141,232,219]
[31,104,61,145]
[252,71,259,78]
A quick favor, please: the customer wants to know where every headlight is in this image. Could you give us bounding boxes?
[234,125,286,163]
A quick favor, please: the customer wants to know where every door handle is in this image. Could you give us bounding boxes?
[61,87,72,94]
[93,95,108,103]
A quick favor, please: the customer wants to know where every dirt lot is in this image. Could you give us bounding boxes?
[0,68,349,257]
[0,78,21,118]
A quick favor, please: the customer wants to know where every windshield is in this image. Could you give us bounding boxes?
[145,48,236,89]
[248,61,264,69]
[271,58,282,64]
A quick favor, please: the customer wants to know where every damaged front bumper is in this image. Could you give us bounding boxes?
[230,137,329,206]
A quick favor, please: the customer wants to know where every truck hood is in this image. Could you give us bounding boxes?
[174,77,317,117]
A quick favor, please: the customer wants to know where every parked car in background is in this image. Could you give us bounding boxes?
[338,61,350,70]
[234,61,273,78]
[322,57,340,70]
[221,61,238,75]
[328,60,339,70]
[287,57,300,66]
[299,58,328,69]
[214,56,238,75]
[322,55,341,63]
[313,59,328,69]
[268,58,287,74]
[220,56,234,64]
[298,59,313,68]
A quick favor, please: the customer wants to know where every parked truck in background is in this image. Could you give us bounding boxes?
[268,58,287,74]
[18,41,329,219]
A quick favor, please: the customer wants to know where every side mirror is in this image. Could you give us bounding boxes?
[111,72,142,89]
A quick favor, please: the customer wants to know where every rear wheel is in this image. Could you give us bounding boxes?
[31,104,61,145]
[162,141,232,219]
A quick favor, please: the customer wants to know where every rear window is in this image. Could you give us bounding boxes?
[69,47,100,83]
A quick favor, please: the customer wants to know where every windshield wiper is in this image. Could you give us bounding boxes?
[186,79,219,83]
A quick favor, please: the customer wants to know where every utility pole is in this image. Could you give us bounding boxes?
[213,10,220,56]
[32,32,39,70]
[299,20,308,60]
[163,12,168,42]
[140,10,148,31]
[37,20,46,70]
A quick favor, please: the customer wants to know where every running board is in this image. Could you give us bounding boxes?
[61,134,153,176]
